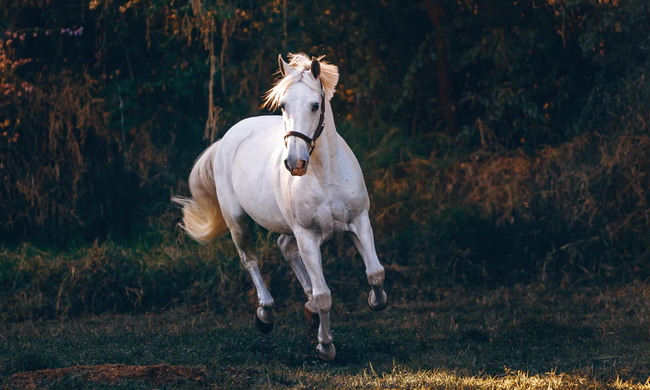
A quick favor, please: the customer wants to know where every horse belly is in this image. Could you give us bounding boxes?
[243,196,292,235]
[230,145,292,235]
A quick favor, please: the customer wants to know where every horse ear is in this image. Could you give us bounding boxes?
[310,57,321,79]
[278,54,291,77]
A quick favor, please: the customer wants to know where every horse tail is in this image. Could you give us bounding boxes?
[172,143,229,243]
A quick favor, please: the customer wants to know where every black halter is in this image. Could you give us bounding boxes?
[283,90,326,156]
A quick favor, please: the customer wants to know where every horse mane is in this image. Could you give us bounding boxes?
[263,53,339,110]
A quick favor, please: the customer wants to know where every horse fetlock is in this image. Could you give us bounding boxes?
[260,297,275,309]
[318,330,333,346]
[257,292,274,310]
[367,267,385,287]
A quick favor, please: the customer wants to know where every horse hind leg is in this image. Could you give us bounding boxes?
[230,218,276,333]
[278,235,319,341]
[278,235,317,310]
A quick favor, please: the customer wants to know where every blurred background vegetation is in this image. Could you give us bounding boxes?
[1,0,649,319]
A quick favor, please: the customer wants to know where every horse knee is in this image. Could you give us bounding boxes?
[313,292,332,312]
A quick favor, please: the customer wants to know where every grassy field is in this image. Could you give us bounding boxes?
[3,283,650,389]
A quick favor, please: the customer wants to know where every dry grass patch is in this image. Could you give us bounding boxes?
[317,367,650,389]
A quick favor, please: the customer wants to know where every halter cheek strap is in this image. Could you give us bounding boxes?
[283,92,326,156]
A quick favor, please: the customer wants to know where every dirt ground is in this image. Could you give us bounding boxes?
[2,284,650,389]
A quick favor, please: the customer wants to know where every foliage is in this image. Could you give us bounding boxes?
[0,0,648,288]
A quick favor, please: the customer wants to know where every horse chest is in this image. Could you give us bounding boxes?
[328,185,364,229]
[329,200,354,233]
[290,182,360,238]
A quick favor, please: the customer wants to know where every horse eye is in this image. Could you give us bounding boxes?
[311,103,319,112]
[279,102,286,110]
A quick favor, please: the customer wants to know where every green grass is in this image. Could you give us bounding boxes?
[2,284,650,389]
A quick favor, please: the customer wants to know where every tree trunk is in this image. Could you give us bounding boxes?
[423,0,459,137]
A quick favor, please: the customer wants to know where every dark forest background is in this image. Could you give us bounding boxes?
[1,0,650,319]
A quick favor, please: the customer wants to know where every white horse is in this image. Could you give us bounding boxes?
[173,53,387,361]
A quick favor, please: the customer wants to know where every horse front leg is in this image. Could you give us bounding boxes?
[349,211,387,311]
[294,231,335,361]
[277,234,320,342]
[230,223,276,333]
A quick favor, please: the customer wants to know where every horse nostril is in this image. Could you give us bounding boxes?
[296,160,305,169]
[284,159,290,171]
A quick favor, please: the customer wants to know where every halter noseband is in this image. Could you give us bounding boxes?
[283,84,326,156]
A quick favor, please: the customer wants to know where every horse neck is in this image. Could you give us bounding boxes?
[310,100,339,179]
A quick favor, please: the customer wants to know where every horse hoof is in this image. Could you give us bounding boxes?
[255,308,274,334]
[317,343,336,361]
[367,289,387,311]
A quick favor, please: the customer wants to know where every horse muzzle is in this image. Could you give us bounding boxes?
[284,157,308,176]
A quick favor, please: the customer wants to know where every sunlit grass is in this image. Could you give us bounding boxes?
[7,363,650,389]
[301,367,650,389]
